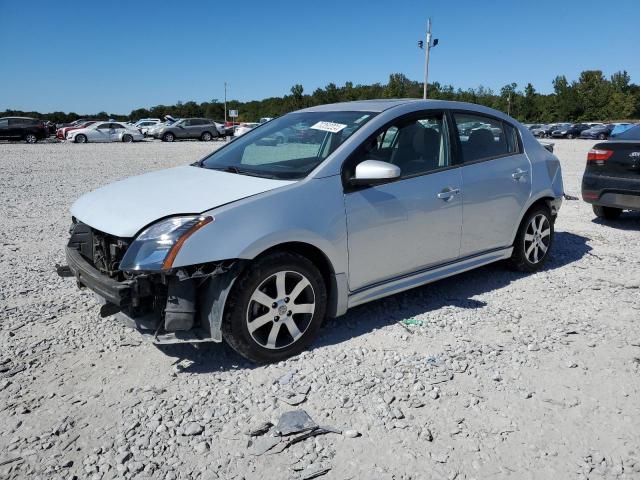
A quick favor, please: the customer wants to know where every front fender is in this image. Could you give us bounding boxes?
[170,175,348,275]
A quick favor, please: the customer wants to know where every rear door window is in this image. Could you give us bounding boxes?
[453,113,519,163]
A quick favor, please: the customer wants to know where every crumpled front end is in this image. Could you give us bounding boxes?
[61,219,240,344]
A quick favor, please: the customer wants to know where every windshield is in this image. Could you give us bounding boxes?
[201,111,376,179]
[615,125,640,140]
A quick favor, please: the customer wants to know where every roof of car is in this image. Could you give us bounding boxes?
[299,99,515,117]
[301,99,422,113]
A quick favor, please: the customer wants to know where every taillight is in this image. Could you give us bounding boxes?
[587,149,613,162]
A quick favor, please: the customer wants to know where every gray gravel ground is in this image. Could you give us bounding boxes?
[1,138,639,480]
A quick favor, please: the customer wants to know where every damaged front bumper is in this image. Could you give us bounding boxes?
[63,245,241,344]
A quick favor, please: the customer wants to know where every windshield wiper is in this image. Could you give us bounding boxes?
[207,165,279,179]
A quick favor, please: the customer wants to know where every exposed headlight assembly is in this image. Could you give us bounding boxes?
[119,216,213,271]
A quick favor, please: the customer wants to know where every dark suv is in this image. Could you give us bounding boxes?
[0,117,49,143]
[153,118,219,142]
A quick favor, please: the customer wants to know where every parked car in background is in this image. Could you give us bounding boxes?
[153,118,219,142]
[532,124,559,138]
[610,123,634,138]
[45,121,56,135]
[214,122,234,138]
[67,122,144,143]
[551,123,590,139]
[582,125,640,220]
[580,124,614,140]
[233,122,260,137]
[57,119,89,129]
[60,99,563,363]
[133,118,161,137]
[56,121,98,140]
[0,117,49,143]
[146,117,177,138]
[134,119,162,136]
[259,117,274,124]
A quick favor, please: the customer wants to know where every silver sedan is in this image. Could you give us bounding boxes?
[62,99,564,363]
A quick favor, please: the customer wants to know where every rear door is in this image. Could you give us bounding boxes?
[453,112,532,257]
[109,123,126,142]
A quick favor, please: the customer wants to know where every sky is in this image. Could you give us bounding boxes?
[1,0,638,114]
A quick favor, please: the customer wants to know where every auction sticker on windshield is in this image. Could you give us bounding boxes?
[310,121,347,133]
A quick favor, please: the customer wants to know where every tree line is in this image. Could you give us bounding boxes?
[3,70,638,125]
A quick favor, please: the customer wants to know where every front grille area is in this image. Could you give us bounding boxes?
[68,220,130,280]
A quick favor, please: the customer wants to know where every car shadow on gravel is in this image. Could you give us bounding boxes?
[592,211,640,230]
[154,231,591,372]
[312,231,592,350]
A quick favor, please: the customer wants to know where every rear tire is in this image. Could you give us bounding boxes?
[162,132,175,142]
[201,131,213,142]
[593,205,622,220]
[221,251,327,364]
[509,204,554,272]
[75,134,87,144]
[598,133,607,140]
[567,133,574,139]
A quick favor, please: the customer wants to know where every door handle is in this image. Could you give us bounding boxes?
[511,168,528,180]
[437,187,460,200]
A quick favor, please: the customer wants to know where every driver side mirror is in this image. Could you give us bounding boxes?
[350,160,401,186]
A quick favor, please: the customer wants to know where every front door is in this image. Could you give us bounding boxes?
[344,112,463,291]
[451,112,532,256]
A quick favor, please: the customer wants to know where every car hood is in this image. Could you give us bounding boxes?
[71,165,295,237]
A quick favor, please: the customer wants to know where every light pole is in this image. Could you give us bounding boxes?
[418,18,439,99]
[224,82,228,124]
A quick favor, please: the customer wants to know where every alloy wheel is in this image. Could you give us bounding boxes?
[524,214,551,264]
[25,134,37,144]
[246,270,315,350]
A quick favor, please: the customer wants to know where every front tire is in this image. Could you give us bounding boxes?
[509,205,554,272]
[24,133,38,144]
[122,134,133,143]
[593,205,622,220]
[75,134,87,144]
[162,132,175,142]
[598,133,607,140]
[221,251,327,363]
[567,133,574,139]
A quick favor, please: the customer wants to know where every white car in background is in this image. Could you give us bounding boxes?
[234,122,260,137]
[67,121,144,143]
[134,118,161,136]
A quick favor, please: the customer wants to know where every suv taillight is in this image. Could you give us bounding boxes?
[587,149,613,163]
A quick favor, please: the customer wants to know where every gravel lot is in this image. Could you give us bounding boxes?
[1,138,639,480]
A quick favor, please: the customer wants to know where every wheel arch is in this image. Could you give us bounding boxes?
[510,195,559,244]
[249,241,345,318]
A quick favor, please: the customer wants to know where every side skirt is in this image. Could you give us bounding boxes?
[347,247,513,308]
